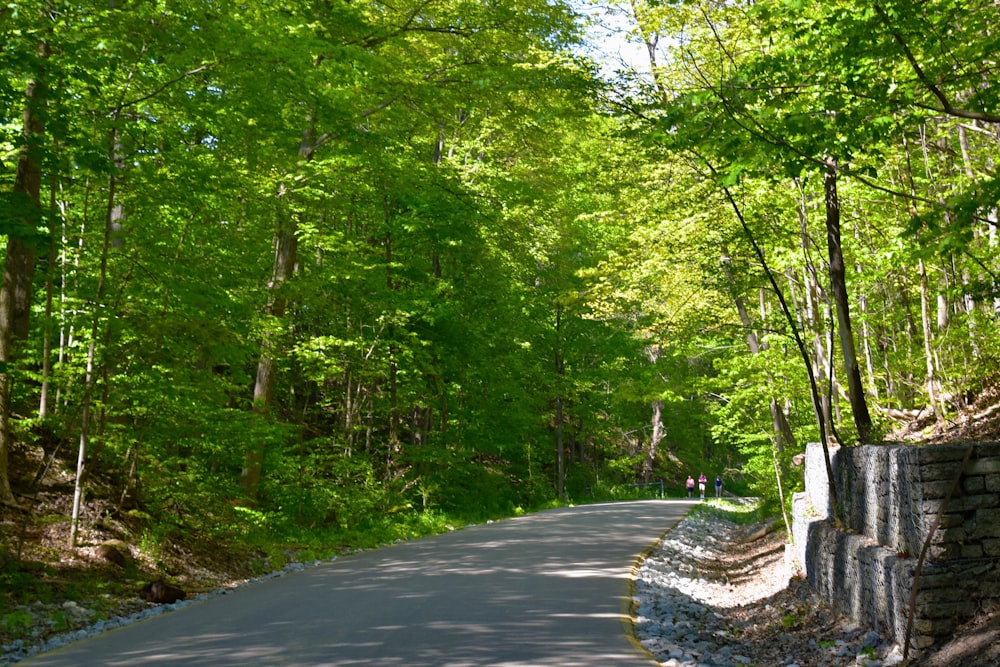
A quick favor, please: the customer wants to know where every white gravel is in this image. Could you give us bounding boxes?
[632,505,907,667]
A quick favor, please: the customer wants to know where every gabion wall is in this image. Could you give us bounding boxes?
[791,441,1000,650]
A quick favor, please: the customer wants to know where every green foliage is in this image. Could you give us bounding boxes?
[1,0,999,593]
[0,561,54,606]
[686,498,771,526]
[0,609,32,638]
[258,441,389,532]
[583,481,667,502]
[47,609,71,632]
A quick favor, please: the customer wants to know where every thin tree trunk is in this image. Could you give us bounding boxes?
[859,291,879,401]
[39,176,58,419]
[852,216,880,402]
[241,118,317,495]
[991,208,1000,314]
[69,338,96,548]
[643,344,666,483]
[554,307,565,501]
[645,399,664,484]
[823,158,873,443]
[54,179,88,414]
[957,124,983,357]
[70,127,120,547]
[242,217,296,493]
[385,229,399,452]
[795,184,833,443]
[771,434,791,537]
[918,259,945,422]
[556,395,565,500]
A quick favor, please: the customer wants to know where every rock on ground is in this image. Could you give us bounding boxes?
[633,504,904,667]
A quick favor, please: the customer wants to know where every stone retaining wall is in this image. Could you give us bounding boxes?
[791,441,1000,649]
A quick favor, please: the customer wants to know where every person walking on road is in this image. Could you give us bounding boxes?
[686,476,695,498]
[698,473,707,500]
[715,475,723,498]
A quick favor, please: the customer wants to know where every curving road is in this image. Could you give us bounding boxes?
[23,500,693,666]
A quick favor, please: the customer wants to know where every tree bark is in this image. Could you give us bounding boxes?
[645,398,664,484]
[0,41,47,504]
[241,118,318,495]
[823,159,873,444]
[918,259,945,422]
[241,217,297,494]
[795,182,834,442]
[554,307,565,501]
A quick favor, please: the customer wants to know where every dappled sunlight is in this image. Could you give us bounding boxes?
[25,502,681,667]
[545,566,632,579]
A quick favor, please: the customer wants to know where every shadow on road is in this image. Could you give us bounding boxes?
[23,501,695,667]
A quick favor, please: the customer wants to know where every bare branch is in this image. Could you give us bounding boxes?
[119,63,216,110]
[873,1,1000,124]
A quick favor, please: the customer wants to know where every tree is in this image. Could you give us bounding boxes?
[0,4,50,505]
[823,159,873,442]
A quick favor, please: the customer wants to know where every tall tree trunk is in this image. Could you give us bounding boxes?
[823,159,873,443]
[858,290,879,401]
[241,118,319,496]
[991,207,1000,314]
[644,399,664,484]
[241,216,297,495]
[852,218,880,402]
[556,395,565,500]
[39,177,58,419]
[956,124,983,357]
[796,182,834,442]
[643,344,666,484]
[918,259,945,421]
[69,337,97,548]
[0,41,48,504]
[70,127,121,547]
[716,178,839,521]
[385,230,399,453]
[554,307,565,501]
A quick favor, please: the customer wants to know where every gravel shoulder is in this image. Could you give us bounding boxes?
[634,503,1000,667]
[634,503,895,667]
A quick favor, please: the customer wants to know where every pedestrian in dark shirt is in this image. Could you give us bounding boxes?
[715,475,723,498]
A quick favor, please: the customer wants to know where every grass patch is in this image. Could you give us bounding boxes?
[687,498,769,525]
[1,609,32,638]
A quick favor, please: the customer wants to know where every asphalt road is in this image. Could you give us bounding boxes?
[22,500,693,666]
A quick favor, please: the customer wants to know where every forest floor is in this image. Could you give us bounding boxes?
[2,387,1000,664]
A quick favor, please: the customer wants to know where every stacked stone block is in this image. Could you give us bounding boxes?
[792,441,1000,650]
